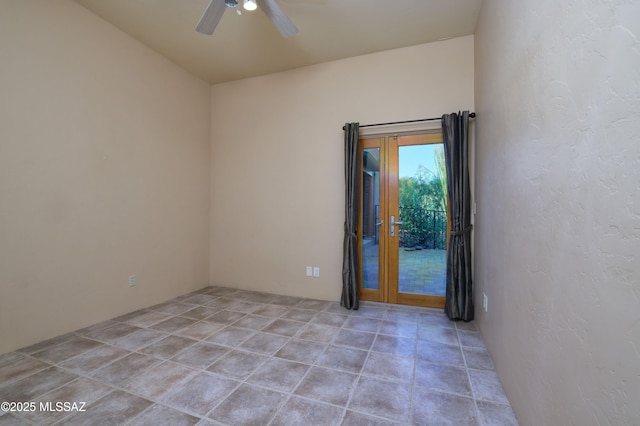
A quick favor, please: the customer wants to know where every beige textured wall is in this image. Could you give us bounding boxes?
[209,36,475,300]
[0,0,211,354]
[474,0,640,424]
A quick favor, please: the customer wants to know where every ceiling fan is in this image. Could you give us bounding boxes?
[196,0,298,38]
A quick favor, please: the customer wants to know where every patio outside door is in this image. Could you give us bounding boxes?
[358,133,447,308]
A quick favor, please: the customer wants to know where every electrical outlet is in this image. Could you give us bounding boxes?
[313,267,320,277]
[129,275,137,287]
[482,293,488,312]
[306,266,313,277]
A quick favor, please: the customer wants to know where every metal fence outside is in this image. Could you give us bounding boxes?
[398,207,447,250]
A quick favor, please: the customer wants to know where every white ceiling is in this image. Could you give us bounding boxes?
[72,0,483,85]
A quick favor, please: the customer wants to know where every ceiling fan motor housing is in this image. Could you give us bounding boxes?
[197,0,298,38]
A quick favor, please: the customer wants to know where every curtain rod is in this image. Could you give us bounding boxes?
[342,112,476,131]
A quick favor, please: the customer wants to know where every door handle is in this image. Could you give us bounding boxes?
[390,216,403,237]
[376,220,384,227]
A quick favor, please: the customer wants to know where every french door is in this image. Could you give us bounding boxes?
[358,133,448,308]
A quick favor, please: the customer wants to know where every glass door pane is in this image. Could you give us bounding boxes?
[359,137,387,303]
[397,142,447,297]
[361,147,381,291]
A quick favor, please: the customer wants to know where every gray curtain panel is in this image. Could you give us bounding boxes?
[442,112,474,321]
[341,122,360,310]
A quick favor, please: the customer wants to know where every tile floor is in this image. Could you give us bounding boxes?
[0,286,518,425]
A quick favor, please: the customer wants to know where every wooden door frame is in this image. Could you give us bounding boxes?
[390,134,446,308]
[358,137,387,303]
[359,132,448,309]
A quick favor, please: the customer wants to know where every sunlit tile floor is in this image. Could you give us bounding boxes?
[0,286,518,425]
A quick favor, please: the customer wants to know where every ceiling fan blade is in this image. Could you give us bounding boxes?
[196,0,227,35]
[256,0,298,38]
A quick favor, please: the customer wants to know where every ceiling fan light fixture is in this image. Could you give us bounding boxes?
[243,0,257,11]
[197,0,297,37]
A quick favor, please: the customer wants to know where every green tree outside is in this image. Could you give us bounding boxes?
[398,145,447,249]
